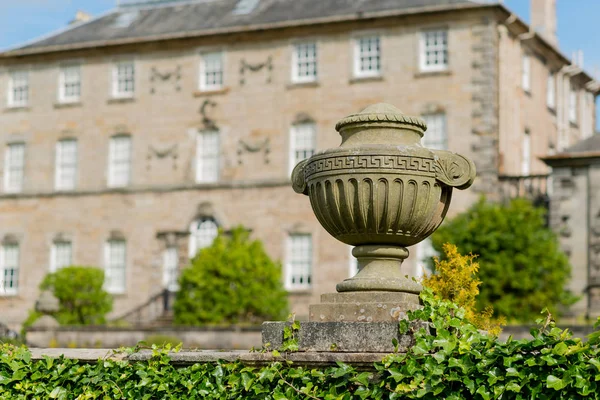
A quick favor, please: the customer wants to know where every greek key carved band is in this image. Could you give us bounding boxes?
[304,155,435,179]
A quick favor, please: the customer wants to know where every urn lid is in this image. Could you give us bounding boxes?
[335,103,427,133]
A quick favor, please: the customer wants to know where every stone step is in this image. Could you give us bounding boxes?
[309,301,421,323]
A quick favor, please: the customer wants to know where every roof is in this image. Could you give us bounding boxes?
[0,0,481,55]
[542,134,600,165]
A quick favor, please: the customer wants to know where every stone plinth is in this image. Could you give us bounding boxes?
[309,292,420,323]
[263,320,426,353]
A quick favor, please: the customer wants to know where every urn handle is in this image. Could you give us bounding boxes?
[291,159,309,195]
[432,150,476,190]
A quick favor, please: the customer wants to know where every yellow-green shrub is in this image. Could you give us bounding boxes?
[422,243,505,335]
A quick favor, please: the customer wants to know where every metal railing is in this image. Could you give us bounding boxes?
[111,289,175,326]
[498,174,550,202]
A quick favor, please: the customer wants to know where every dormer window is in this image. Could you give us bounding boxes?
[232,0,260,15]
[114,10,139,28]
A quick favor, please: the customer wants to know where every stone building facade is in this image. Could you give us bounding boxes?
[0,0,597,329]
[543,135,600,319]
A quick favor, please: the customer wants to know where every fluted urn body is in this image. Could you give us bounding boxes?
[292,103,476,293]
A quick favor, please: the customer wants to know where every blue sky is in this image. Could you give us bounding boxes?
[0,0,598,127]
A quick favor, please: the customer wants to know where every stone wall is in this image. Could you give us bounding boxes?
[26,326,262,350]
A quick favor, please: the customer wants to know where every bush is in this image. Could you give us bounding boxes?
[31,266,113,326]
[431,197,576,322]
[174,226,289,325]
[422,243,504,335]
[3,293,600,399]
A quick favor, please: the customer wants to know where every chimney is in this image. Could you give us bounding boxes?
[530,0,557,46]
[70,10,92,25]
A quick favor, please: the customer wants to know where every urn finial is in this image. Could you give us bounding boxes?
[293,103,476,293]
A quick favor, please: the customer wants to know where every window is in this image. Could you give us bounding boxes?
[50,241,72,272]
[522,55,531,92]
[112,61,135,98]
[569,85,577,123]
[285,233,312,290]
[59,65,81,103]
[108,135,131,187]
[8,70,29,107]
[522,130,531,176]
[1,243,19,295]
[55,139,78,190]
[421,113,447,150]
[163,247,179,292]
[196,130,219,183]
[348,246,358,278]
[105,239,126,294]
[189,217,218,258]
[354,36,381,78]
[199,52,224,91]
[420,30,448,72]
[547,73,555,109]
[292,42,317,83]
[414,238,436,279]
[289,122,316,174]
[4,143,25,193]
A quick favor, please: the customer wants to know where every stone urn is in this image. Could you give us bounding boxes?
[292,103,476,294]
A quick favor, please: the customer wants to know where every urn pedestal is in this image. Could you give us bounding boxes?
[264,103,476,352]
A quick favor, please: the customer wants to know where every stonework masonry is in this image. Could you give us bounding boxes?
[0,2,597,329]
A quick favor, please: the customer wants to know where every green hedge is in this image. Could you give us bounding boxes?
[2,290,600,399]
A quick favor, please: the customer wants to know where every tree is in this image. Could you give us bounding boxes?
[38,266,113,325]
[430,197,576,322]
[174,226,289,325]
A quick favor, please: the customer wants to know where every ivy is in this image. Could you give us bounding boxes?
[2,290,600,399]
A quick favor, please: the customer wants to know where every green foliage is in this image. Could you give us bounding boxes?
[36,266,113,326]
[431,197,576,322]
[3,292,600,399]
[422,243,505,335]
[174,226,289,326]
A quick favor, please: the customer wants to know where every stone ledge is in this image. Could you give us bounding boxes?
[29,348,390,368]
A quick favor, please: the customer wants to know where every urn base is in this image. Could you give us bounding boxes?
[336,245,422,293]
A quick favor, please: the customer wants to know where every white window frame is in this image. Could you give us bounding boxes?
[108,135,132,188]
[569,85,577,124]
[4,143,25,194]
[0,243,19,296]
[104,239,126,294]
[522,54,531,92]
[55,139,78,191]
[58,64,82,103]
[289,122,316,174]
[7,70,29,108]
[285,233,312,291]
[421,112,447,150]
[419,30,449,72]
[163,246,179,292]
[188,217,219,258]
[112,61,135,98]
[353,36,381,78]
[414,238,437,279]
[522,130,531,176]
[199,51,224,91]
[348,246,358,278]
[50,241,73,273]
[546,73,556,109]
[195,130,220,183]
[292,42,317,83]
